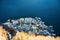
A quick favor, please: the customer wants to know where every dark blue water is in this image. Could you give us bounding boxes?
[0,0,60,36]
